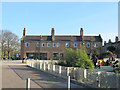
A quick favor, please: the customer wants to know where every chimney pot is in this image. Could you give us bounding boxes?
[108,39,111,43]
[80,28,83,36]
[104,41,106,46]
[23,28,26,36]
[51,28,55,41]
[115,36,118,42]
[80,28,84,41]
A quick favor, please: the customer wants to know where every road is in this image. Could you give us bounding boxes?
[2,60,84,89]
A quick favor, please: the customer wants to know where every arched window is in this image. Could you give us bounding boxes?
[57,42,59,47]
[47,42,50,47]
[65,43,69,47]
[42,43,45,47]
[26,42,29,47]
[74,42,77,47]
[53,43,56,47]
[95,43,98,48]
[36,42,39,47]
[86,42,90,48]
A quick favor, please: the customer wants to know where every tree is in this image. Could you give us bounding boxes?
[1,30,20,59]
[101,51,113,58]
[107,46,116,53]
[91,48,99,58]
[0,30,2,59]
[93,48,99,56]
[59,48,94,69]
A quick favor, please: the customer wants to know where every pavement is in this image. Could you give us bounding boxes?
[2,60,84,89]
[94,66,114,72]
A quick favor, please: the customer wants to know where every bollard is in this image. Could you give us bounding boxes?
[67,76,70,90]
[26,78,30,90]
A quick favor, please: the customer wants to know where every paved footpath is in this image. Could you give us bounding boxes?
[2,60,84,88]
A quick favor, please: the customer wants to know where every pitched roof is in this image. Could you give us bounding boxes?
[22,35,102,42]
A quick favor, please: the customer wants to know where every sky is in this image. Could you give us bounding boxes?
[2,2,118,43]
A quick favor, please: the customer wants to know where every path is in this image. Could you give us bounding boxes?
[94,66,113,72]
[2,60,84,88]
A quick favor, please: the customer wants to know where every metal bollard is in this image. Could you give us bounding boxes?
[67,76,70,90]
[26,78,30,90]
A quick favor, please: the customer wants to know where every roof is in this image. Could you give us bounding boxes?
[106,41,120,45]
[22,35,102,42]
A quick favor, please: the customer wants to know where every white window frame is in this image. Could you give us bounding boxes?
[57,42,59,47]
[94,42,98,48]
[65,43,69,47]
[74,42,77,48]
[36,42,39,47]
[86,42,90,48]
[47,42,50,47]
[53,43,55,47]
[42,43,45,47]
[26,42,29,47]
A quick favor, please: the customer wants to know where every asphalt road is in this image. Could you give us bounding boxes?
[2,60,84,89]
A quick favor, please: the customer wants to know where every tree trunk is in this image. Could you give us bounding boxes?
[8,51,9,59]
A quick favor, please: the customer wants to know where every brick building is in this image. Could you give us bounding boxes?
[102,36,120,58]
[21,28,102,60]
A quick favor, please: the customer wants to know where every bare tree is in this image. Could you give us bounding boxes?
[1,30,20,59]
[0,30,2,59]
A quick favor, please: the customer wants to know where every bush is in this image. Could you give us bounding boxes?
[58,48,94,70]
[101,51,114,58]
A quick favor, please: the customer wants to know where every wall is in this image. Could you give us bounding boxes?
[26,60,120,88]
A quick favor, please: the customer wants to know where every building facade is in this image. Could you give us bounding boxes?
[21,28,102,60]
[102,37,120,58]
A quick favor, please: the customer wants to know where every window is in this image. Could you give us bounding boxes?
[47,43,50,47]
[57,42,59,47]
[53,53,59,60]
[53,43,55,47]
[42,43,45,47]
[36,42,39,47]
[26,42,29,47]
[86,43,90,48]
[60,53,63,60]
[60,53,63,57]
[65,43,69,47]
[95,43,98,48]
[74,43,77,47]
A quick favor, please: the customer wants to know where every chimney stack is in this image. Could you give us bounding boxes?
[115,36,118,42]
[108,39,111,43]
[80,28,84,41]
[23,28,26,36]
[51,28,55,41]
[104,41,106,46]
[80,28,83,36]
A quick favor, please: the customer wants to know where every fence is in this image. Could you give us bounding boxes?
[26,60,120,88]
